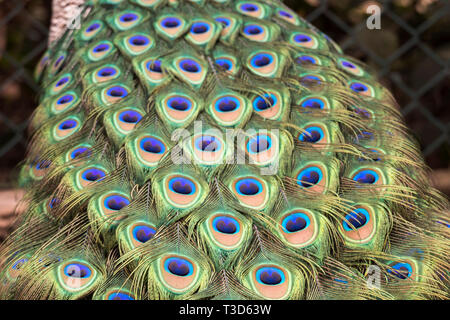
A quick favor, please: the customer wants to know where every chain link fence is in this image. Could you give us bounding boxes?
[0,0,449,189]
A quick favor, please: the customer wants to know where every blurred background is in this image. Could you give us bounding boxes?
[0,0,449,238]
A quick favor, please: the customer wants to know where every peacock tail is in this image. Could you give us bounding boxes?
[0,0,448,300]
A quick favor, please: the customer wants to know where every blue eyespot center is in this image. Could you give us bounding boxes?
[132,225,156,243]
[342,60,356,69]
[215,96,239,112]
[71,147,91,159]
[253,94,276,111]
[86,23,100,33]
[296,55,317,65]
[353,169,379,184]
[120,13,138,23]
[64,263,91,278]
[82,168,106,182]
[97,67,117,77]
[236,178,262,196]
[107,86,128,98]
[93,43,110,53]
[140,137,165,154]
[179,59,201,73]
[294,34,312,43]
[279,10,293,18]
[301,98,324,109]
[146,60,162,73]
[212,216,240,234]
[297,167,323,188]
[168,96,192,111]
[191,22,210,34]
[129,35,149,46]
[57,94,74,105]
[119,110,142,124]
[251,53,273,68]
[216,58,232,71]
[59,119,77,130]
[343,208,369,231]
[299,127,323,143]
[36,160,51,170]
[104,195,130,211]
[55,77,69,87]
[195,136,220,152]
[169,177,196,195]
[215,17,230,27]
[247,135,271,153]
[108,292,134,300]
[350,82,368,92]
[162,17,181,28]
[388,262,412,280]
[282,212,311,233]
[241,3,258,12]
[256,266,285,285]
[165,257,194,277]
[244,25,263,35]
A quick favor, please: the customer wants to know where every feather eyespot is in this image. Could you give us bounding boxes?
[299,97,327,110]
[245,133,278,166]
[279,210,318,247]
[116,12,141,30]
[343,208,369,231]
[295,164,326,193]
[248,52,278,77]
[78,167,107,189]
[107,292,135,300]
[137,136,167,166]
[31,159,51,179]
[175,57,206,87]
[164,175,201,208]
[299,74,324,87]
[387,261,414,280]
[52,75,72,94]
[54,117,81,140]
[89,41,114,61]
[204,213,246,250]
[82,21,103,40]
[242,24,269,42]
[157,16,186,40]
[102,85,129,104]
[114,109,143,134]
[59,261,97,291]
[69,146,92,162]
[159,255,198,293]
[232,177,268,209]
[299,126,324,143]
[191,134,225,165]
[296,55,319,66]
[125,34,153,55]
[237,2,265,19]
[252,92,283,120]
[276,9,298,25]
[132,225,156,244]
[349,81,374,97]
[215,58,232,71]
[52,92,78,113]
[339,205,377,244]
[339,58,364,76]
[143,59,167,85]
[104,195,130,211]
[351,169,382,185]
[160,95,198,125]
[210,94,248,127]
[291,33,318,49]
[251,265,291,299]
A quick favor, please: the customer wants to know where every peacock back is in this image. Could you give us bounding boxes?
[0,0,448,300]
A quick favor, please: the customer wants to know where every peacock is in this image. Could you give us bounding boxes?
[0,0,448,300]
